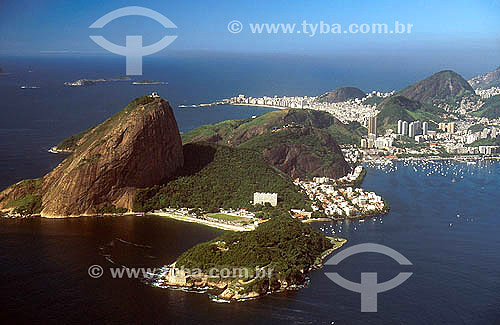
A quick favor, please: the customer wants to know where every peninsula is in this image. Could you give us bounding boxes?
[0,93,355,302]
[157,215,347,301]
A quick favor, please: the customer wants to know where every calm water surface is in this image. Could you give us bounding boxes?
[0,56,499,323]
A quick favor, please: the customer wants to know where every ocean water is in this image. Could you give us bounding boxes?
[0,54,464,188]
[1,162,499,324]
[0,56,499,323]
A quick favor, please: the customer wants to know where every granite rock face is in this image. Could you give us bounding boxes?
[0,97,184,217]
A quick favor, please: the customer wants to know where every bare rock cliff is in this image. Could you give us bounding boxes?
[0,96,183,217]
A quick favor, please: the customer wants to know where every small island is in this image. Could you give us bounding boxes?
[64,76,131,86]
[157,215,346,301]
[132,80,167,85]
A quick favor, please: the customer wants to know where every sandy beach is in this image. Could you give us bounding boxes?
[150,212,254,232]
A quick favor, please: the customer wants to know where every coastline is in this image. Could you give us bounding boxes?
[365,155,500,164]
[232,103,287,110]
[149,212,253,232]
[159,235,348,302]
[202,102,287,110]
[314,236,347,267]
[302,209,389,224]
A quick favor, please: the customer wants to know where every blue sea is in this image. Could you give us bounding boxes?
[0,55,499,324]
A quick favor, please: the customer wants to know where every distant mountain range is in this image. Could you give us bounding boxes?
[468,66,500,89]
[317,86,365,103]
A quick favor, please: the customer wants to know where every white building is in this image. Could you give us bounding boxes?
[253,192,278,207]
[422,122,429,135]
[402,121,408,136]
[409,122,416,137]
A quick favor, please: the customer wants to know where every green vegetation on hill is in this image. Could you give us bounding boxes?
[328,121,365,145]
[473,95,500,119]
[377,96,418,129]
[397,70,476,106]
[468,137,500,147]
[376,96,442,132]
[237,126,348,179]
[181,109,354,180]
[175,215,333,285]
[133,142,310,213]
[0,178,43,214]
[183,109,363,146]
[468,124,486,133]
[363,96,384,106]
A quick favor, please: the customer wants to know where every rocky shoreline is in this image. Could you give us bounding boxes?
[157,237,347,302]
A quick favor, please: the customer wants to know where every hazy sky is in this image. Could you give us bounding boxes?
[1,0,499,67]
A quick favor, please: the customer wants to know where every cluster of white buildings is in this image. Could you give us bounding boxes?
[223,94,317,109]
[398,120,429,137]
[443,125,500,154]
[361,134,395,150]
[311,166,364,187]
[444,144,500,155]
[341,146,362,165]
[363,90,395,100]
[464,127,498,144]
[294,166,386,218]
[313,99,377,124]
[475,87,500,99]
[295,178,385,217]
[218,93,395,125]
[436,95,483,114]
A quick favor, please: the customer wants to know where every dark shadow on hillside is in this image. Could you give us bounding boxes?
[176,142,217,177]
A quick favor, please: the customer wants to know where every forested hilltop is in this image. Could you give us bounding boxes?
[133,142,310,215]
[182,109,361,179]
[160,215,346,300]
